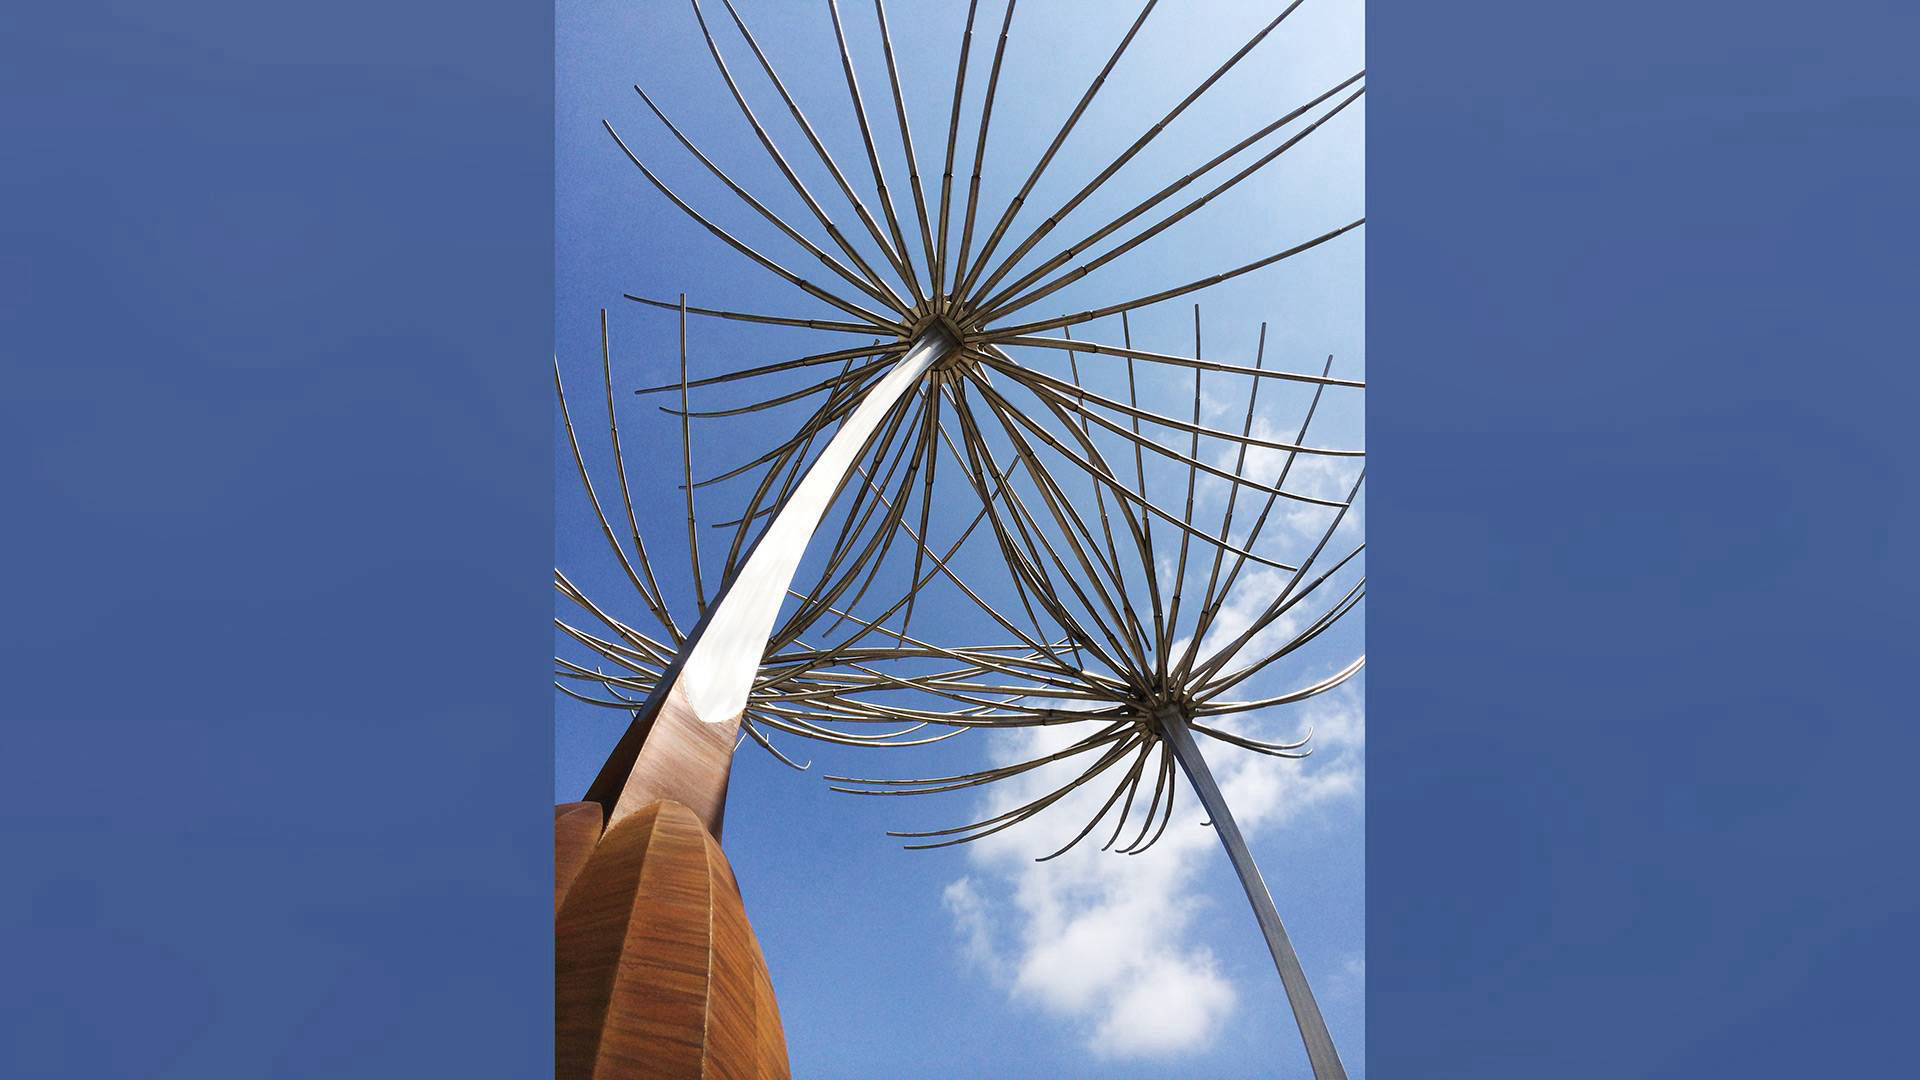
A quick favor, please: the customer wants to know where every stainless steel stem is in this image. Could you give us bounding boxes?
[679,327,957,723]
[1158,707,1346,1080]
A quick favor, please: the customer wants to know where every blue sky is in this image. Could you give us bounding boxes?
[556,1,1365,1075]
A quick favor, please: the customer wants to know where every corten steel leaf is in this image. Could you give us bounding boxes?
[561,1,1363,1076]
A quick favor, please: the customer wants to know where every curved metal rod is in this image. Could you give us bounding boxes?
[1191,469,1367,689]
[676,298,707,611]
[960,0,1310,312]
[1100,737,1155,851]
[932,0,982,317]
[826,0,927,308]
[1187,719,1311,759]
[1119,744,1176,855]
[969,69,1365,315]
[981,330,1365,390]
[1200,655,1365,713]
[740,715,813,770]
[664,354,895,420]
[1118,312,1169,663]
[950,0,1018,299]
[556,353,677,639]
[624,292,880,336]
[981,351,1363,460]
[950,0,1158,302]
[1175,346,1328,684]
[630,84,910,316]
[596,310,679,641]
[712,0,919,296]
[1035,735,1155,863]
[635,340,903,395]
[828,719,1129,792]
[554,618,664,676]
[1171,320,1268,681]
[871,0,941,306]
[604,119,905,330]
[980,217,1365,336]
[970,82,1366,323]
[689,0,912,312]
[1159,310,1204,679]
[898,384,943,643]
[556,681,656,711]
[892,735,1142,849]
[554,569,667,655]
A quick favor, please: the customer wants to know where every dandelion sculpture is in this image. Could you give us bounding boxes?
[556,308,1022,1077]
[559,1,1362,1076]
[821,309,1363,1078]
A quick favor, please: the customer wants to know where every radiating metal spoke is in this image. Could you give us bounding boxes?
[950,0,1018,299]
[961,0,1312,314]
[624,292,879,335]
[827,0,928,309]
[712,0,919,297]
[872,0,942,311]
[980,217,1366,335]
[969,77,1365,321]
[689,0,912,312]
[630,84,913,317]
[949,0,1158,303]
[605,119,906,330]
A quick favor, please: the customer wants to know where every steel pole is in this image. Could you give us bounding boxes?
[1158,708,1346,1080]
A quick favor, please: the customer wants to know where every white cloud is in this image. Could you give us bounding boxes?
[942,877,1005,978]
[1326,952,1366,1001]
[1187,419,1365,573]
[1272,454,1363,545]
[1168,565,1300,674]
[941,694,1364,1060]
[1199,382,1241,424]
[1091,949,1238,1059]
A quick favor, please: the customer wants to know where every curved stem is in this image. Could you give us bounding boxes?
[1157,709,1346,1080]
[675,327,956,724]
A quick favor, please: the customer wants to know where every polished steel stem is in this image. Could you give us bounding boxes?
[1158,708,1346,1080]
[678,327,958,722]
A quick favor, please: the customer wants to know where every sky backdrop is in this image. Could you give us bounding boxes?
[556,1,1365,1075]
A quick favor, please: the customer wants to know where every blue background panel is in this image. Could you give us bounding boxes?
[1370,1,1920,1075]
[2,2,553,1076]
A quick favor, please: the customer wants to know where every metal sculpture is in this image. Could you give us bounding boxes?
[560,1,1363,1075]
[823,310,1363,1078]
[555,308,965,1080]
[554,305,1066,1079]
[556,308,972,830]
